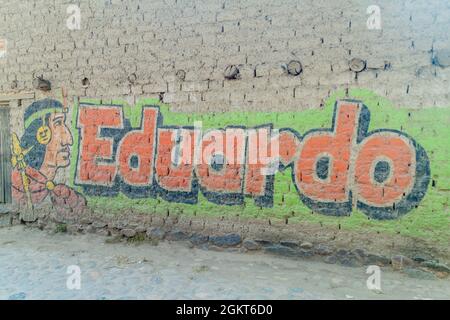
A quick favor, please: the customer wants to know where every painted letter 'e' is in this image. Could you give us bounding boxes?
[77,105,123,186]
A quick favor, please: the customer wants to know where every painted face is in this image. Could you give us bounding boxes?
[42,112,73,170]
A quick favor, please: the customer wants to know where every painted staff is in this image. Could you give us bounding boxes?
[11,132,33,211]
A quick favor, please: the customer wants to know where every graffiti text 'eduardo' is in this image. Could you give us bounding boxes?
[75,100,430,220]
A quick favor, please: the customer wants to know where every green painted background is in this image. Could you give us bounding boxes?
[69,89,450,244]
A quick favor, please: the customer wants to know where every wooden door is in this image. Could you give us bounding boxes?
[0,105,12,204]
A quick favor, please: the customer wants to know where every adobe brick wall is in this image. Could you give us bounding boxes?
[0,1,449,266]
[0,0,450,110]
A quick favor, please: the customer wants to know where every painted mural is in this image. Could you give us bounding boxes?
[11,99,86,217]
[11,93,432,222]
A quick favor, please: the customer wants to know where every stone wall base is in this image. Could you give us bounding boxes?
[1,208,449,279]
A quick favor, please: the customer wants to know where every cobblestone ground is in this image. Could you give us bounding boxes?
[0,226,449,300]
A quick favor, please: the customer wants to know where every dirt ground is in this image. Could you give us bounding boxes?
[0,225,449,300]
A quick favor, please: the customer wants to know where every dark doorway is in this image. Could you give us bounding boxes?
[0,105,12,204]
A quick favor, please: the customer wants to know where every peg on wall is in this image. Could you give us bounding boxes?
[432,50,450,68]
[176,69,186,81]
[349,58,366,72]
[224,65,240,80]
[32,76,51,91]
[286,60,303,76]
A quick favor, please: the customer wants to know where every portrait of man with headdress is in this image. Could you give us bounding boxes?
[11,98,86,218]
